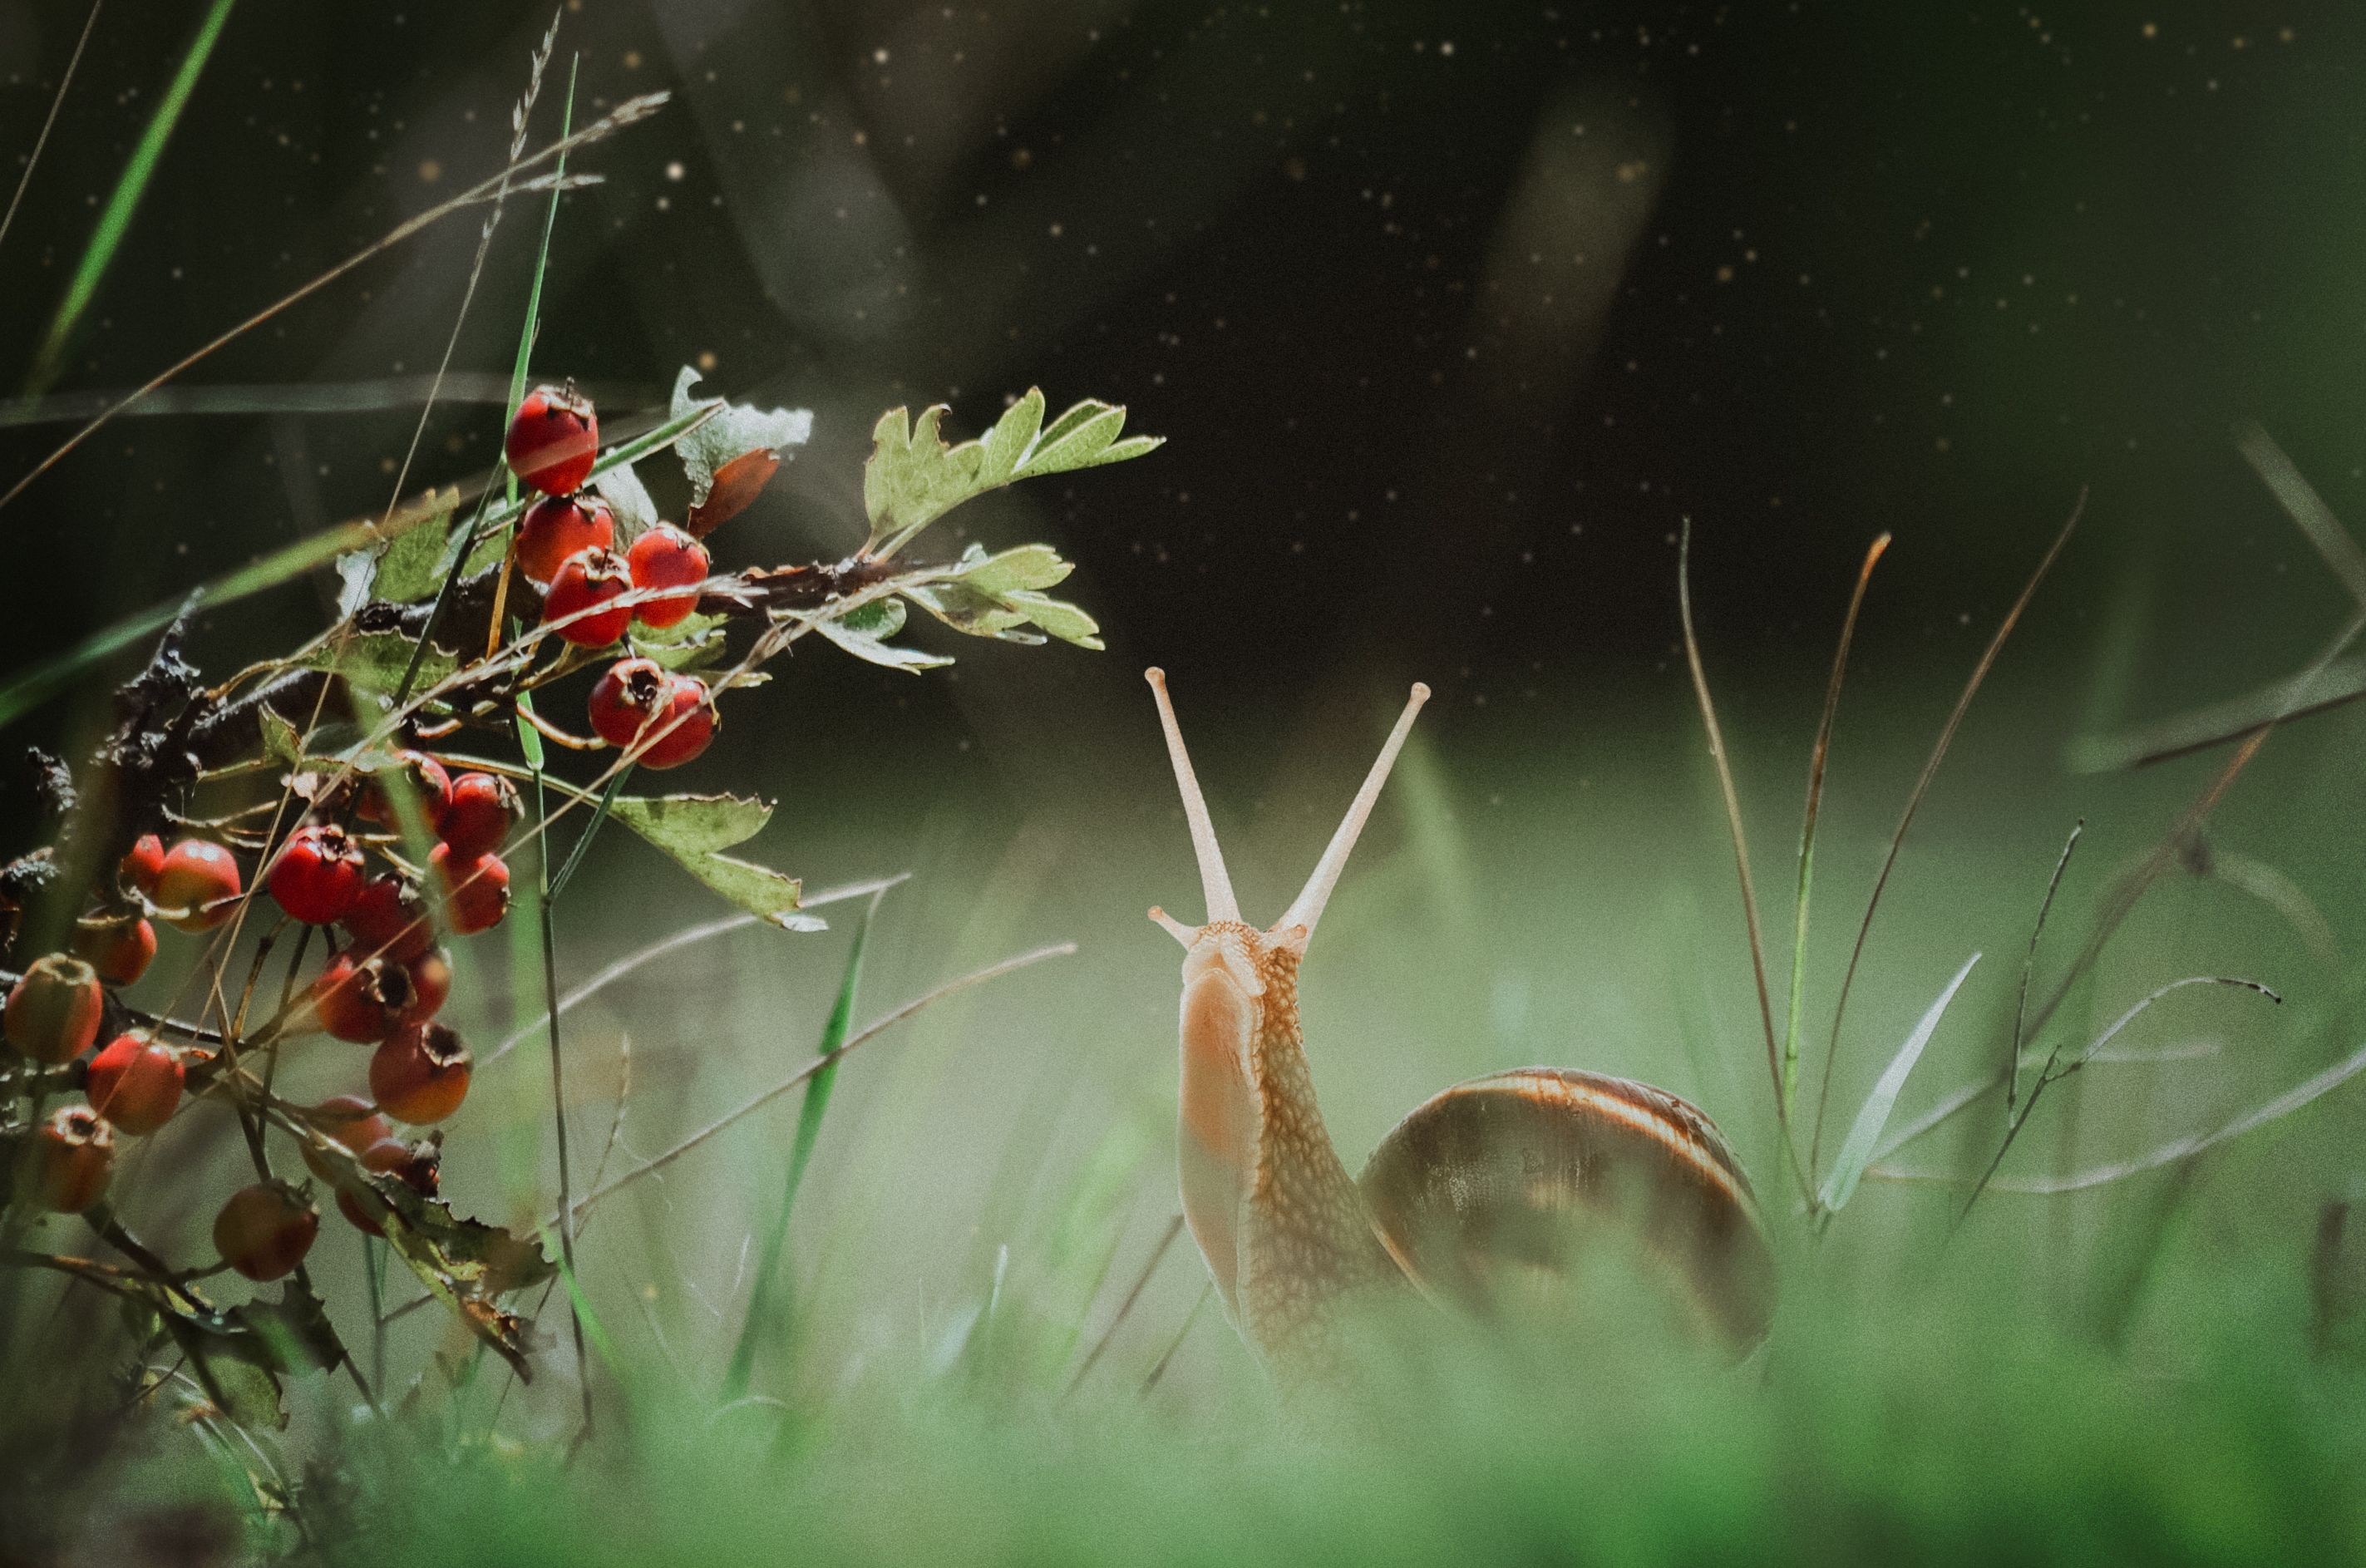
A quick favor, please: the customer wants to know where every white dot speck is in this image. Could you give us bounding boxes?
[665,161,685,181]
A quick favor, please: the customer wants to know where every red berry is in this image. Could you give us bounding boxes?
[153,840,242,934]
[308,954,422,1044]
[369,1022,473,1126]
[301,1095,392,1185]
[5,953,105,1064]
[515,493,617,585]
[16,1105,114,1213]
[343,875,433,962]
[269,824,367,925]
[542,547,633,647]
[121,834,166,895]
[624,524,711,629]
[642,675,718,770]
[586,659,718,768]
[336,1137,440,1236]
[430,845,510,934]
[354,752,453,832]
[72,914,157,986]
[213,1183,320,1282]
[505,384,599,496]
[86,1033,184,1136]
[436,772,519,860]
[587,657,666,750]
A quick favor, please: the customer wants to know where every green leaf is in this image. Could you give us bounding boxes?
[816,614,955,673]
[901,581,1039,642]
[296,630,458,695]
[607,791,817,926]
[955,543,1073,597]
[1019,403,1126,476]
[838,597,906,638]
[258,705,303,767]
[1001,590,1104,649]
[1820,952,1981,1215]
[635,609,730,673]
[670,851,821,931]
[672,367,813,509]
[862,391,1161,557]
[593,459,658,540]
[368,494,459,603]
[978,388,1045,487]
[610,792,772,855]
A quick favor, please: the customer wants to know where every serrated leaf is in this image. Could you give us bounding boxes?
[593,460,659,540]
[672,367,812,509]
[978,388,1045,487]
[673,851,821,930]
[370,497,457,603]
[862,393,1161,558]
[1002,589,1104,649]
[816,614,955,673]
[839,597,906,638]
[31,1255,344,1430]
[1018,403,1126,476]
[901,581,1042,643]
[1821,953,1981,1215]
[611,791,772,855]
[636,609,730,672]
[463,522,509,576]
[956,543,1073,597]
[258,705,303,767]
[296,631,458,695]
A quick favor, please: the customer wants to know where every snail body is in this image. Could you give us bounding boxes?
[1146,671,1774,1385]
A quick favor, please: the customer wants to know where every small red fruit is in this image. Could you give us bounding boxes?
[624,523,711,629]
[86,1033,184,1135]
[309,954,421,1044]
[17,1105,114,1213]
[586,660,718,769]
[269,824,367,925]
[369,1022,473,1126]
[515,493,616,585]
[153,840,242,933]
[642,675,718,770]
[430,845,510,934]
[542,547,633,646]
[505,384,599,496]
[121,834,166,895]
[301,1095,392,1185]
[5,953,105,1064]
[436,772,519,860]
[213,1183,320,1282]
[343,875,433,962]
[354,752,453,831]
[72,914,157,986]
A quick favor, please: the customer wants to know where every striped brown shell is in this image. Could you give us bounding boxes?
[1357,1068,1776,1347]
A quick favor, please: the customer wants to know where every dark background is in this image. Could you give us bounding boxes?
[2,0,2362,799]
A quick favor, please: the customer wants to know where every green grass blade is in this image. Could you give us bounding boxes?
[722,889,885,1400]
[509,56,577,432]
[27,0,238,395]
[1785,533,1888,1125]
[1820,951,1980,1216]
[548,765,632,903]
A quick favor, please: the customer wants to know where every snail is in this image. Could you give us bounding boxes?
[1145,668,1775,1387]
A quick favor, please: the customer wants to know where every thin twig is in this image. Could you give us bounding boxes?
[1139,1283,1212,1398]
[1674,520,1782,1127]
[2007,822,2083,1113]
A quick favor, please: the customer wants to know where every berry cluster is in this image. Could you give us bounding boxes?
[4,747,518,1275]
[510,385,721,771]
